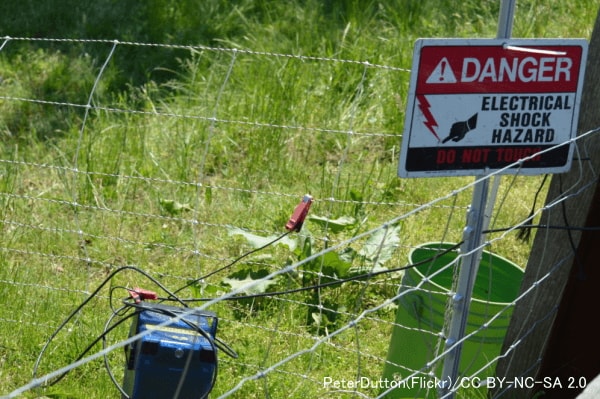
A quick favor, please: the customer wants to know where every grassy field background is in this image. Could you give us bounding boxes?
[0,1,598,398]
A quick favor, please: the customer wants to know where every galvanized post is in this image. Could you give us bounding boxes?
[438,177,489,398]
[497,0,516,39]
[438,1,516,398]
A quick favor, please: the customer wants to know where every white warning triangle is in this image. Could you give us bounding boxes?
[426,57,457,84]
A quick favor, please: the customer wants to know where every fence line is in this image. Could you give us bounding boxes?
[1,35,598,398]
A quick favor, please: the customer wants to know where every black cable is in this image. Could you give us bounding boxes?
[119,302,216,399]
[558,175,586,280]
[517,174,548,242]
[160,222,600,305]
[29,225,310,395]
[122,300,237,359]
[103,305,135,398]
[35,232,280,390]
[109,286,138,315]
[485,224,600,234]
[46,308,137,387]
[43,297,232,395]
[168,230,293,299]
[33,265,187,382]
[163,242,464,303]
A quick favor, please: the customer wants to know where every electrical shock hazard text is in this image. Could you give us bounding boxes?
[481,94,573,144]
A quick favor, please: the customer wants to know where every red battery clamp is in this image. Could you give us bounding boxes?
[285,194,313,232]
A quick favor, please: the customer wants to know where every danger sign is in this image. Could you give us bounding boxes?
[398,38,588,177]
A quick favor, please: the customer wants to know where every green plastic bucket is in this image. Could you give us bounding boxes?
[381,243,524,398]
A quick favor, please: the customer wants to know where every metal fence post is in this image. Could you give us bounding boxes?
[438,1,516,397]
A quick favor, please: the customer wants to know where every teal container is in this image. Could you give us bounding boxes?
[381,243,524,398]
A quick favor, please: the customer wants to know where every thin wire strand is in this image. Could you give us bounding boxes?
[0,95,400,138]
[3,35,411,72]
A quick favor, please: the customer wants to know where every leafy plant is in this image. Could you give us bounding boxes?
[224,218,401,333]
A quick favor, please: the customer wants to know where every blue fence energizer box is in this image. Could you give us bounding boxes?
[122,304,218,399]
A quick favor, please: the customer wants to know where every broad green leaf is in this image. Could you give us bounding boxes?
[308,214,357,233]
[222,269,276,295]
[228,227,297,251]
[358,223,401,266]
[321,250,352,278]
[338,247,357,264]
[302,249,353,278]
[187,280,224,297]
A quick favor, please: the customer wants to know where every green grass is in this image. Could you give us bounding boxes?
[0,1,598,398]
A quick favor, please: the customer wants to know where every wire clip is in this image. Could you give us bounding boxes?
[285,194,313,232]
[128,288,158,304]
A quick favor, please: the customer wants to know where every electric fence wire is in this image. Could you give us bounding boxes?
[436,128,600,399]
[30,268,239,396]
[1,35,411,72]
[103,301,222,399]
[27,229,290,396]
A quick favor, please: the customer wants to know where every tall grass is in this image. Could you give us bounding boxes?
[0,1,597,398]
